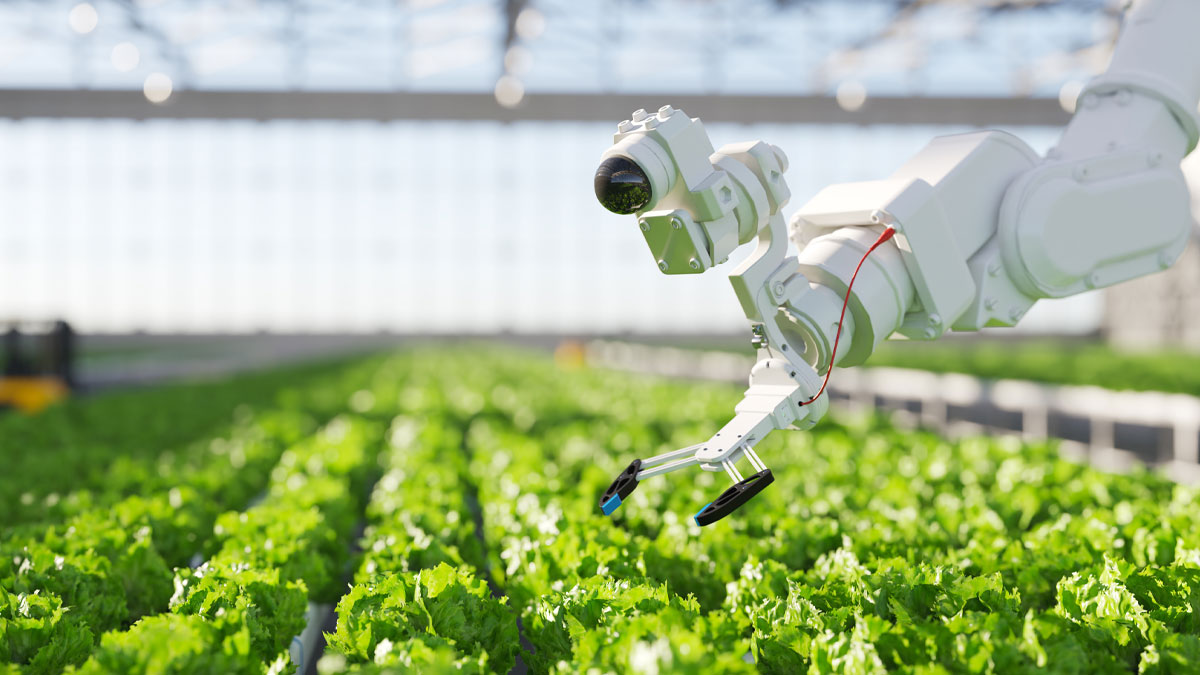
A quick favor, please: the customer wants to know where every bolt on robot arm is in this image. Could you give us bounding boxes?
[594,0,1200,526]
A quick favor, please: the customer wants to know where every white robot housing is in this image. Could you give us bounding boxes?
[594,0,1200,526]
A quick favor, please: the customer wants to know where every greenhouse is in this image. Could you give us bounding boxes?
[3,0,1200,673]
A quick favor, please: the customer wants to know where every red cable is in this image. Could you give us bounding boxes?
[799,226,897,407]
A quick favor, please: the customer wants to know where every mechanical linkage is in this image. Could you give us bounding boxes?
[595,0,1200,526]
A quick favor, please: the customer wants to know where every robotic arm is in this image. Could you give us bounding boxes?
[594,0,1200,526]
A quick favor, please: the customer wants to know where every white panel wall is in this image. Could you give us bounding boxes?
[0,118,1077,334]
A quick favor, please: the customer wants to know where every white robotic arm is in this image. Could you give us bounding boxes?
[595,0,1200,526]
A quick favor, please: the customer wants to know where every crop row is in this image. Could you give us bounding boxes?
[0,355,370,529]
[1,355,392,673]
[670,338,1200,398]
[318,414,517,673]
[384,350,1200,673]
[5,347,1200,673]
[867,339,1200,398]
[75,415,383,673]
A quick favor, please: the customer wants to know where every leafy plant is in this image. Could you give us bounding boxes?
[74,613,266,675]
[326,564,518,673]
[169,563,308,664]
[6,347,1200,673]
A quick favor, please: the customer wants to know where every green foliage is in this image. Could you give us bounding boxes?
[0,587,93,675]
[0,354,355,528]
[169,563,308,664]
[427,348,1200,673]
[325,564,518,673]
[75,613,264,675]
[207,417,384,604]
[1,545,126,638]
[39,511,175,620]
[869,339,1200,396]
[317,642,489,675]
[1,357,389,671]
[211,504,343,604]
[7,346,1200,673]
[522,576,753,674]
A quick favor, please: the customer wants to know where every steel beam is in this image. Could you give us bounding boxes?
[0,89,1071,126]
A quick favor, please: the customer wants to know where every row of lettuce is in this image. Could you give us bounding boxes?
[669,337,1200,397]
[7,347,1200,672]
[317,414,517,673]
[0,356,392,673]
[314,350,1200,673]
[868,339,1200,397]
[77,414,383,673]
[0,356,368,529]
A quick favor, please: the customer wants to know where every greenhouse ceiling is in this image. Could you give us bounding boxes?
[0,0,1118,99]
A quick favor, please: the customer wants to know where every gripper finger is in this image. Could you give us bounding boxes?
[599,459,642,515]
[693,466,775,527]
[599,443,708,517]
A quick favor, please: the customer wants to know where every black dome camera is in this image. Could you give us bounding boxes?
[594,156,652,215]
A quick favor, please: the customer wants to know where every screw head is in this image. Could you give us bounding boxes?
[927,314,941,327]
[638,219,650,232]
[670,217,682,229]
[617,119,633,133]
[869,209,894,226]
[631,108,647,121]
[657,260,668,272]
[657,104,674,118]
[688,258,700,270]
[773,282,786,298]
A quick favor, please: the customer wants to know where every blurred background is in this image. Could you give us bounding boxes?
[0,0,1198,394]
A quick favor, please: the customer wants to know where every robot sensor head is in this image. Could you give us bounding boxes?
[594,156,652,215]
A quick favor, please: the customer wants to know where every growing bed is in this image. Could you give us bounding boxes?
[2,347,1198,674]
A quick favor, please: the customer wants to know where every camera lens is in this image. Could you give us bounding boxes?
[594,157,652,215]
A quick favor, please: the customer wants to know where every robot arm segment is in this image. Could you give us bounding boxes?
[995,0,1200,307]
[596,107,842,525]
[791,130,1040,340]
[593,0,1200,527]
[795,0,1200,342]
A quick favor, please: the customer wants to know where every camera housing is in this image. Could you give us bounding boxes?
[594,106,786,276]
[594,157,652,215]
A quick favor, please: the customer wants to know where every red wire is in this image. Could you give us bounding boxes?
[799,226,897,407]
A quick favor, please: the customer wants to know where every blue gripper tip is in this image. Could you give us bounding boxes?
[694,502,713,526]
[602,494,622,516]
